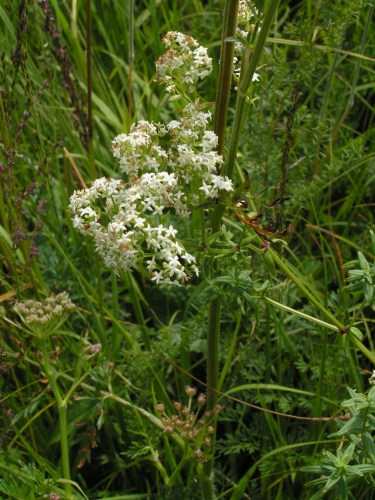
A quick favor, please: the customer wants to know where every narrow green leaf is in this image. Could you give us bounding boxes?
[328,413,366,437]
[337,475,348,500]
[358,252,370,272]
[323,468,342,492]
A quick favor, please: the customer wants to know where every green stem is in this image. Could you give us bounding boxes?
[168,444,189,486]
[58,403,73,499]
[125,271,150,350]
[86,0,95,181]
[203,5,282,498]
[202,296,221,492]
[269,248,343,330]
[62,372,90,406]
[269,249,375,364]
[95,253,105,333]
[262,296,339,332]
[40,339,72,499]
[218,310,242,391]
[225,0,281,181]
[128,0,134,122]
[213,0,239,154]
[111,271,120,354]
[347,300,367,330]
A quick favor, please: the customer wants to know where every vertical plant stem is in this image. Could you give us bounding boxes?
[218,310,242,391]
[213,0,239,154]
[86,0,95,181]
[128,0,134,122]
[225,0,281,181]
[111,271,119,353]
[202,4,282,498]
[202,3,240,494]
[86,0,104,332]
[58,404,73,499]
[125,271,150,350]
[40,338,72,499]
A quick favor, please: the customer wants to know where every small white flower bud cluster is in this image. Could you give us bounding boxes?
[12,292,75,338]
[232,1,261,86]
[237,0,262,45]
[154,388,224,464]
[155,31,213,94]
[70,98,233,286]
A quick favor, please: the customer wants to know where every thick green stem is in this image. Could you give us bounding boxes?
[40,339,73,499]
[86,0,95,181]
[202,4,282,498]
[225,0,281,181]
[213,0,239,154]
[58,403,73,499]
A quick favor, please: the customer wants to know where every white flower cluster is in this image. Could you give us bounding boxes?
[232,0,262,85]
[236,0,262,45]
[69,176,199,285]
[112,100,229,195]
[155,31,212,94]
[69,37,233,286]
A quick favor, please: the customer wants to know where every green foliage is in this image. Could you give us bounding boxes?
[1,0,375,499]
[0,462,61,499]
[302,387,375,499]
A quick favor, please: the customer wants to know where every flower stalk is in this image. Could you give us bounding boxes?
[40,338,73,500]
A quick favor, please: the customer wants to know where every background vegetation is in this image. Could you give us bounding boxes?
[1,0,375,498]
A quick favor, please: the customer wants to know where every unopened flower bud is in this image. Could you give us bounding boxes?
[154,403,165,413]
[84,343,102,358]
[197,393,206,405]
[173,401,182,410]
[213,404,224,414]
[163,426,174,434]
[207,426,214,434]
[49,494,61,500]
[185,385,197,398]
[204,435,212,445]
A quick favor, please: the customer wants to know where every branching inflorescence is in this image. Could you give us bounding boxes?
[69,32,233,286]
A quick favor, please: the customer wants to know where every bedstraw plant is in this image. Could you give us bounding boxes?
[1,0,375,499]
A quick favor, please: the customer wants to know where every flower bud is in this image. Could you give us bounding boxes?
[197,393,206,405]
[154,403,165,413]
[204,435,212,445]
[185,385,197,398]
[163,426,174,434]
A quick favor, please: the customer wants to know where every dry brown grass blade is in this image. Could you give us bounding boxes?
[0,283,32,303]
[63,147,88,189]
